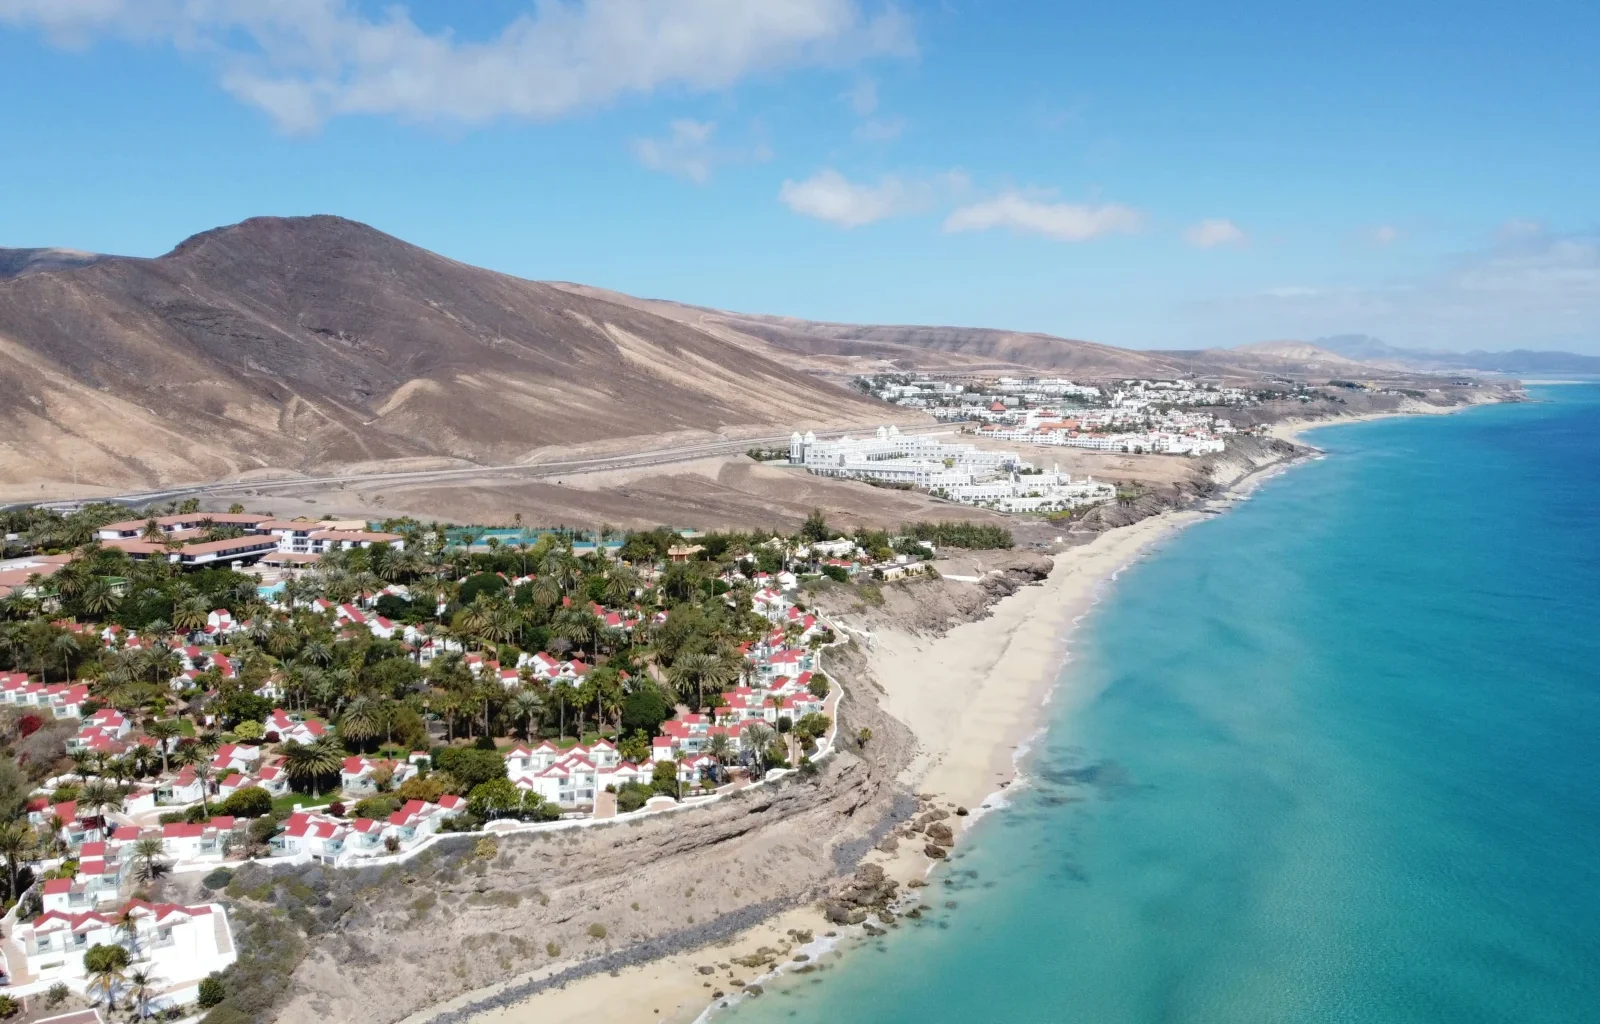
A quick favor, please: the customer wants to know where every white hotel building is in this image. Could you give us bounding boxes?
[788,427,1018,489]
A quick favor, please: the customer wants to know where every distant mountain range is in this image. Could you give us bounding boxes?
[1,215,1539,496]
[1316,335,1600,375]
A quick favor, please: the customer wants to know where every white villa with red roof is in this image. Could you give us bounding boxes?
[339,755,418,794]
[264,708,328,744]
[1,898,236,1007]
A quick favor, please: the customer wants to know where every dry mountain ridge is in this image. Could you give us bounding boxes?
[0,216,888,495]
[549,281,1223,377]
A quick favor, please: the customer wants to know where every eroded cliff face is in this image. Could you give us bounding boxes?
[805,551,1055,638]
[171,640,916,1024]
[1069,434,1303,532]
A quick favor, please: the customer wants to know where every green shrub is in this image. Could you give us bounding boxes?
[546,941,561,958]
[198,972,226,1008]
[615,781,653,813]
[587,923,607,940]
[219,786,272,818]
[353,796,402,820]
[457,573,508,606]
[899,520,1012,549]
[201,868,234,892]
[433,747,506,789]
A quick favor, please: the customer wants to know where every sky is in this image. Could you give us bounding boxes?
[1,0,1597,353]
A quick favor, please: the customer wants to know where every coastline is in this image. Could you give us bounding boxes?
[433,510,1208,1024]
[1265,398,1484,446]
[431,414,1410,1024]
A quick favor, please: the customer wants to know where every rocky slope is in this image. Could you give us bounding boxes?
[0,217,888,492]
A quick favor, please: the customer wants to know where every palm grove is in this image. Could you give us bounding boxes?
[0,503,1002,907]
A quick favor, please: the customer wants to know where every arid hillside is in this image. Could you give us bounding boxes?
[549,282,1211,377]
[0,217,889,493]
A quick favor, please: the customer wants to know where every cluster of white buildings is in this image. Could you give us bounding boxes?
[789,426,1020,490]
[789,426,1118,513]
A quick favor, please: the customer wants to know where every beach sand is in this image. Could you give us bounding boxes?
[436,511,1204,1024]
[1267,400,1475,445]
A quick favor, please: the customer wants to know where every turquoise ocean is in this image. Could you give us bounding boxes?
[724,384,1600,1024]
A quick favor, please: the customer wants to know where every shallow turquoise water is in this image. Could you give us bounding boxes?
[724,385,1600,1024]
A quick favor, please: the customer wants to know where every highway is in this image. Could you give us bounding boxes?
[19,422,945,511]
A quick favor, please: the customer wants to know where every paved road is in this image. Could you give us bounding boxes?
[18,421,944,511]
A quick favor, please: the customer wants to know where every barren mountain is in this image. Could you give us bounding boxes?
[0,247,118,280]
[549,282,1218,377]
[0,217,889,493]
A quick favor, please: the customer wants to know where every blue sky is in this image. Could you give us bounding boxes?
[1,0,1597,352]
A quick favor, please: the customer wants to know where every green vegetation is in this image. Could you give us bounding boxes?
[899,520,1013,549]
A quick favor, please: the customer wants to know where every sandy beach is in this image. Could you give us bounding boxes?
[1266,399,1478,445]
[429,510,1205,1024]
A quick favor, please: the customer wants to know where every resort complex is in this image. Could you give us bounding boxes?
[0,501,909,1018]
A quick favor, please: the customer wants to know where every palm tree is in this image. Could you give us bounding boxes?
[506,687,545,740]
[79,780,121,829]
[144,720,180,775]
[339,696,383,747]
[281,736,345,798]
[131,836,168,884]
[127,968,156,1020]
[705,732,734,783]
[550,680,577,742]
[0,820,38,901]
[603,564,640,606]
[70,748,96,784]
[86,945,129,1008]
[81,578,121,617]
[669,651,725,711]
[172,596,210,634]
[743,723,775,775]
[189,760,215,815]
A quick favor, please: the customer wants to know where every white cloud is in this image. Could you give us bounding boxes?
[0,0,915,132]
[1367,224,1401,246]
[1184,218,1248,248]
[1187,224,1600,351]
[779,168,937,227]
[854,115,906,141]
[841,77,878,116]
[632,119,717,182]
[944,191,1144,242]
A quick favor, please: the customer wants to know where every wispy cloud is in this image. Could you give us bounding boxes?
[1184,218,1248,248]
[944,191,1144,242]
[631,119,768,183]
[779,168,955,227]
[841,77,879,116]
[0,0,916,133]
[854,115,906,141]
[1366,224,1401,246]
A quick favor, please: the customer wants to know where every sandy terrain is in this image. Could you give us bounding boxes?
[227,455,1023,535]
[1264,400,1478,445]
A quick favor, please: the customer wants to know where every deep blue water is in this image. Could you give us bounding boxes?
[725,385,1600,1024]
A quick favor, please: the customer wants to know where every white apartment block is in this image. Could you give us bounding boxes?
[3,899,236,1009]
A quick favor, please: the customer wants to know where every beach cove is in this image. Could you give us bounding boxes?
[710,384,1600,1024]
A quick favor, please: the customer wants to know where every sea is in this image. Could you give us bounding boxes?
[720,383,1600,1024]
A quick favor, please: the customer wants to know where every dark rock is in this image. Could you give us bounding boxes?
[924,843,947,860]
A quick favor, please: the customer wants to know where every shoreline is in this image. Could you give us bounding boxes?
[430,409,1432,1024]
[1265,397,1492,446]
[435,511,1210,1024]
